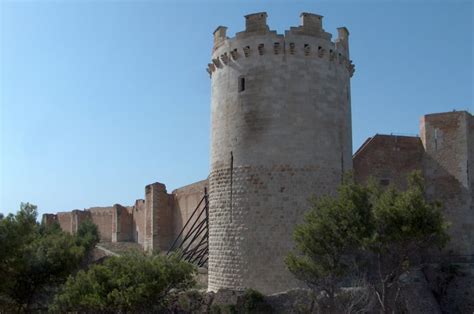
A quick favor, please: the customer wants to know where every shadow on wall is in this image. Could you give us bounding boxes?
[423,154,473,263]
[171,180,209,247]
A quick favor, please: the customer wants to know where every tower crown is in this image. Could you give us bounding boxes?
[207,12,354,78]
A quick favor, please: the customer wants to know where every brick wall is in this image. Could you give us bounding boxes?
[42,213,58,226]
[88,207,114,242]
[421,111,473,258]
[112,204,134,242]
[171,180,208,240]
[144,183,172,252]
[132,199,145,245]
[353,134,424,189]
[56,212,73,234]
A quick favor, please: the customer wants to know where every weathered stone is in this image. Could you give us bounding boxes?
[208,11,353,294]
[398,268,441,314]
[265,289,317,314]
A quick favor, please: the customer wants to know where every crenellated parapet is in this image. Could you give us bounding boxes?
[207,12,355,78]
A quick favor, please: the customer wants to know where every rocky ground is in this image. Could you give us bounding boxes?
[168,264,474,313]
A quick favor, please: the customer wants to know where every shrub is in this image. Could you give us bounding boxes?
[240,289,272,314]
[50,252,196,313]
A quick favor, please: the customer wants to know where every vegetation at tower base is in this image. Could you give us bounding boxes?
[51,252,196,313]
[286,171,449,313]
[0,203,100,312]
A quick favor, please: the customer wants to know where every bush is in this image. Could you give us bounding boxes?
[51,252,196,313]
[240,289,272,314]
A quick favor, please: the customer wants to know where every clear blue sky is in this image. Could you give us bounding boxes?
[1,0,472,217]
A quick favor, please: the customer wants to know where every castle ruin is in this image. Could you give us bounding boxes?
[43,12,473,295]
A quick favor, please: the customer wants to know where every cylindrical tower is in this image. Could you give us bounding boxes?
[208,12,355,294]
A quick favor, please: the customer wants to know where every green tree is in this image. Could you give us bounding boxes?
[75,219,100,251]
[286,177,373,313]
[51,252,196,313]
[0,203,39,311]
[0,204,100,312]
[368,172,449,312]
[286,172,449,313]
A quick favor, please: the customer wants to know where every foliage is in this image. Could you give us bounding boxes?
[75,219,100,251]
[176,289,205,312]
[50,252,196,313]
[286,175,373,312]
[0,203,39,311]
[368,172,449,312]
[240,289,272,314]
[210,304,237,314]
[286,171,449,313]
[0,203,100,312]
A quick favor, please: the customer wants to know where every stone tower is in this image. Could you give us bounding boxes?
[207,12,355,294]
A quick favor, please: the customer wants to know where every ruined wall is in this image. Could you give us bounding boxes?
[42,213,58,226]
[208,12,354,294]
[57,212,73,234]
[171,180,208,239]
[88,207,114,242]
[353,135,424,189]
[132,199,146,245]
[71,210,91,233]
[143,183,173,252]
[420,111,473,259]
[112,204,134,242]
[55,210,91,234]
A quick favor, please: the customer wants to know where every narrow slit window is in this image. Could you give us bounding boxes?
[238,76,245,92]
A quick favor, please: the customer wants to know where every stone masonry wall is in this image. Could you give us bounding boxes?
[209,165,341,293]
[420,111,473,259]
[144,183,173,252]
[208,12,353,294]
[41,213,58,227]
[71,209,91,233]
[171,180,208,240]
[353,135,424,189]
[56,212,73,234]
[112,204,133,242]
[88,207,114,242]
[132,199,146,245]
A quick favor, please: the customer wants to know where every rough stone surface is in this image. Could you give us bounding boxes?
[171,180,209,243]
[88,207,114,242]
[265,289,317,314]
[208,12,353,294]
[424,263,474,313]
[420,111,473,258]
[398,268,441,314]
[111,204,133,242]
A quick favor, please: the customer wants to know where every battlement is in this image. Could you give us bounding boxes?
[208,12,354,77]
[244,12,269,33]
